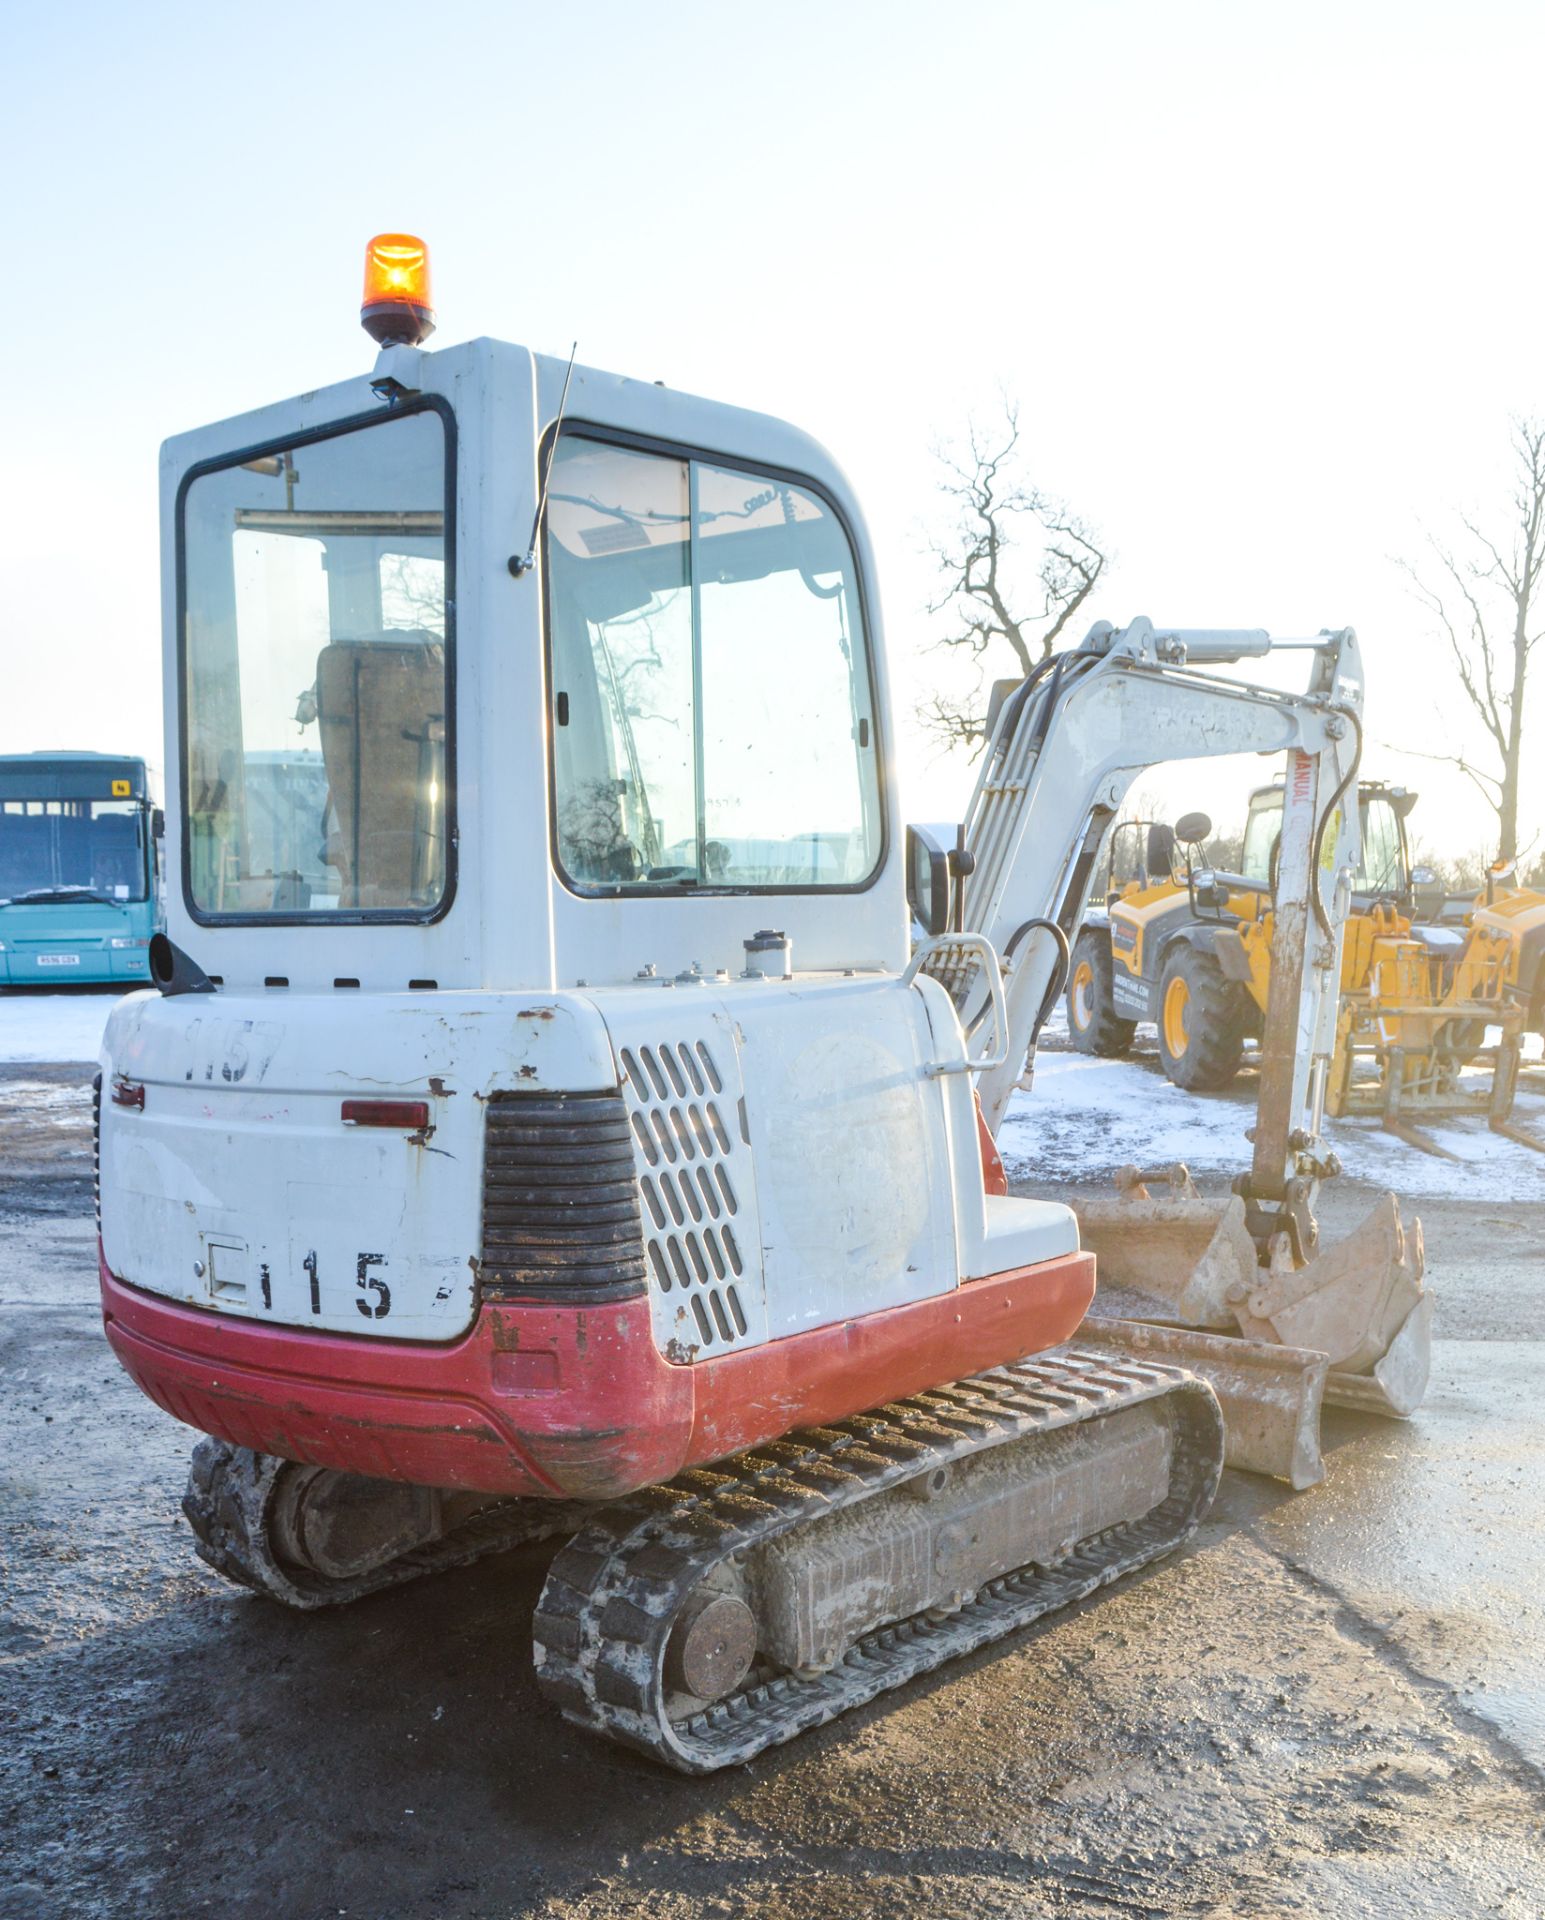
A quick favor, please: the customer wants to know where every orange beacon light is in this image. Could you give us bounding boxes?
[361,233,436,347]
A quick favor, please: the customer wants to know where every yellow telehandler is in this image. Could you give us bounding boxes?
[1068,780,1544,1156]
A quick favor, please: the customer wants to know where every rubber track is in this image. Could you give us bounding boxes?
[531,1346,1224,1773]
[182,1438,585,1609]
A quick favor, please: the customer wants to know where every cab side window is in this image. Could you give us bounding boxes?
[545,433,882,894]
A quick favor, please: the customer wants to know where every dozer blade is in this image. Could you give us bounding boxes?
[1072,1170,1257,1328]
[1080,1319,1328,1490]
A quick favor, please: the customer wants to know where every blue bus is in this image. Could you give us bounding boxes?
[0,753,163,985]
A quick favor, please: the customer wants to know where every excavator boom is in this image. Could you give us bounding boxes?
[911,617,1431,1486]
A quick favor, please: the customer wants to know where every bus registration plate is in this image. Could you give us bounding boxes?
[37,954,81,967]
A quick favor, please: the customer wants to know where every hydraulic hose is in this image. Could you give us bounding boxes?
[989,652,1063,758]
[1309,706,1363,940]
[970,917,1072,1081]
[1005,916,1073,1046]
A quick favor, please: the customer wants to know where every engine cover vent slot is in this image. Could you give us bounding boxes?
[480,1090,647,1304]
[614,1034,763,1359]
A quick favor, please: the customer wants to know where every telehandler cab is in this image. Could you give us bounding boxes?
[97,236,1426,1771]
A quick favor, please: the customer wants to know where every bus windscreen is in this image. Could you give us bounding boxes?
[0,799,151,904]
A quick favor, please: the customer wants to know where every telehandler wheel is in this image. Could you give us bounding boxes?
[1066,930,1137,1057]
[1157,945,1250,1091]
[1445,1017,1488,1069]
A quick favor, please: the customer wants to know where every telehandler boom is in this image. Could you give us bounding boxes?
[97,237,1422,1771]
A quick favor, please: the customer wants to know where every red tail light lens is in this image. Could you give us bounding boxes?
[341,1099,429,1130]
[110,1078,145,1110]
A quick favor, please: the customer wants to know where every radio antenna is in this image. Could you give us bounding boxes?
[509,341,578,578]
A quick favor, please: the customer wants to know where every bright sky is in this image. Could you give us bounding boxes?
[5,0,1542,865]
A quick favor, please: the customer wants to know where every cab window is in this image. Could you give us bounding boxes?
[179,405,451,920]
[544,432,883,893]
[1358,797,1404,894]
[1241,795,1280,885]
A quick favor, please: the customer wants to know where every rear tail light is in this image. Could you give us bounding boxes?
[110,1078,145,1110]
[341,1099,429,1130]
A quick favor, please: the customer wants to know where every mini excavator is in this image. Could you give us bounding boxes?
[96,236,1426,1771]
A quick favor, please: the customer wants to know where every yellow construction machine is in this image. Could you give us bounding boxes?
[1437,862,1545,1038]
[1069,779,1545,1157]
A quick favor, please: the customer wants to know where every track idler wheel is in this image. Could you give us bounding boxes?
[267,1466,442,1583]
[182,1437,582,1609]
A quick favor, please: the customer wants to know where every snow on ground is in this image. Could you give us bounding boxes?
[1005,1027,1545,1203]
[0,990,130,1065]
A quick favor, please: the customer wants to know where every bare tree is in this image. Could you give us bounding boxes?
[1398,419,1545,863]
[921,398,1107,754]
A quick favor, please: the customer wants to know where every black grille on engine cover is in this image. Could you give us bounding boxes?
[479,1090,648,1303]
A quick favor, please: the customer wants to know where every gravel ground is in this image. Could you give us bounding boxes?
[3,1053,1543,1920]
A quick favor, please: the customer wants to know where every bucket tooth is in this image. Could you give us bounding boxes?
[1082,1320,1328,1489]
[1231,1193,1426,1375]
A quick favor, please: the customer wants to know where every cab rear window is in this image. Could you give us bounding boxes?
[178,405,453,921]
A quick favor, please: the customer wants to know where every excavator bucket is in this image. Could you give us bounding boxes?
[1073,1167,1432,1484]
[1231,1190,1426,1378]
[1074,1166,1256,1328]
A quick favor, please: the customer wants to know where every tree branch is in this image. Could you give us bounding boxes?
[919,395,1107,749]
